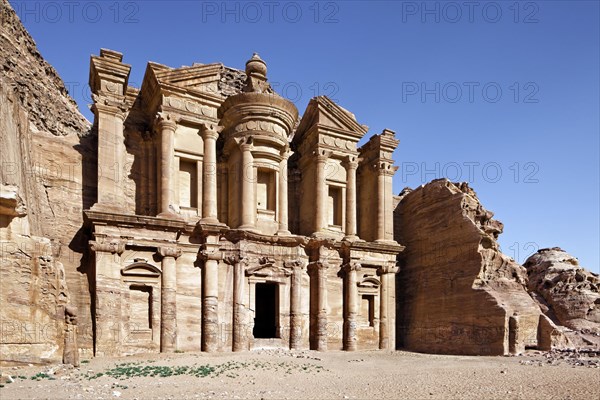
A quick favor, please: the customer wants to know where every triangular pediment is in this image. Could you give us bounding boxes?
[294,96,368,144]
[141,62,246,104]
[154,63,223,89]
[246,262,292,278]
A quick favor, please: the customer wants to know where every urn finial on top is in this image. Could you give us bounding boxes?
[245,53,267,79]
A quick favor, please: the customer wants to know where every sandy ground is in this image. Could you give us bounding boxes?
[0,349,598,400]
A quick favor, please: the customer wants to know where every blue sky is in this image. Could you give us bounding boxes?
[11,0,599,272]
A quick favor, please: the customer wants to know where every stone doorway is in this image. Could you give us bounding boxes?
[253,282,279,338]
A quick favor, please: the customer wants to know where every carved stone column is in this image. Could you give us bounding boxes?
[377,264,399,350]
[285,260,305,349]
[225,255,248,352]
[308,261,328,351]
[343,262,361,351]
[277,148,291,235]
[90,239,125,356]
[201,125,219,223]
[200,249,220,352]
[63,305,79,367]
[159,246,181,352]
[375,164,397,241]
[343,157,359,240]
[376,165,386,241]
[89,49,131,214]
[314,152,329,234]
[94,104,128,212]
[239,139,256,230]
[157,114,177,217]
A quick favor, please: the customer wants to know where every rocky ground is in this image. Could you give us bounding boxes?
[1,349,598,399]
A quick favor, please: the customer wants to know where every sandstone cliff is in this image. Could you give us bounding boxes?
[525,248,600,341]
[1,0,92,364]
[394,179,543,355]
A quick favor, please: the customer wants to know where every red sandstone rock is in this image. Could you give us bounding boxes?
[525,247,600,333]
[394,179,543,355]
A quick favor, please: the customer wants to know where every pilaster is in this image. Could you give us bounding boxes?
[285,260,306,349]
[90,238,125,356]
[377,263,399,350]
[199,246,221,352]
[342,262,361,351]
[201,124,220,223]
[158,246,182,352]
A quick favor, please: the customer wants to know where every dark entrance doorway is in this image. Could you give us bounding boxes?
[253,282,278,338]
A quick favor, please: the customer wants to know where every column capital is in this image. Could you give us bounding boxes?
[377,264,400,275]
[92,101,127,121]
[239,143,253,153]
[315,149,332,164]
[280,145,293,160]
[155,112,177,131]
[223,254,251,267]
[222,254,239,266]
[342,156,360,170]
[198,248,222,262]
[307,260,329,275]
[374,161,398,176]
[342,262,362,273]
[89,239,125,255]
[158,246,182,259]
[200,124,220,141]
[284,260,306,271]
[236,136,254,151]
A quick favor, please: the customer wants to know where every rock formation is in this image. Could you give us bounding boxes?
[1,0,92,364]
[394,179,545,355]
[0,0,88,137]
[525,248,600,337]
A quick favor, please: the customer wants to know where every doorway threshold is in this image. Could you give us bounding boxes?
[252,338,287,350]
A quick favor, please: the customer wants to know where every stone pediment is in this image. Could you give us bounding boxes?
[153,63,223,91]
[140,62,246,113]
[246,262,292,278]
[358,276,381,288]
[294,96,368,144]
[121,262,161,277]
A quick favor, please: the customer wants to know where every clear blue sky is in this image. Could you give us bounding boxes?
[11,0,599,272]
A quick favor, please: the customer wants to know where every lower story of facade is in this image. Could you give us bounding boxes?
[87,210,403,356]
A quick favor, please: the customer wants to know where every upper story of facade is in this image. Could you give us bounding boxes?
[88,49,399,242]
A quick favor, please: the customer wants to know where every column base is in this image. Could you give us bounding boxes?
[200,216,220,224]
[90,202,128,214]
[374,239,399,245]
[342,235,361,242]
[276,229,291,236]
[311,230,337,239]
[157,211,184,220]
[238,224,261,234]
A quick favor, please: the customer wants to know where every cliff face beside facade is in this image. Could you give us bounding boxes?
[394,179,543,355]
[1,0,92,364]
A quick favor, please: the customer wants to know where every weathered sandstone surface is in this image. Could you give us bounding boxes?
[525,248,600,337]
[1,0,92,364]
[394,179,544,355]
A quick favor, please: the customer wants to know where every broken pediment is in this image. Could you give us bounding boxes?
[294,96,368,144]
[246,261,292,278]
[144,62,249,98]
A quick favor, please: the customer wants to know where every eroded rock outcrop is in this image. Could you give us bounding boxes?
[395,179,545,355]
[0,0,89,137]
[525,248,600,334]
[1,0,92,364]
